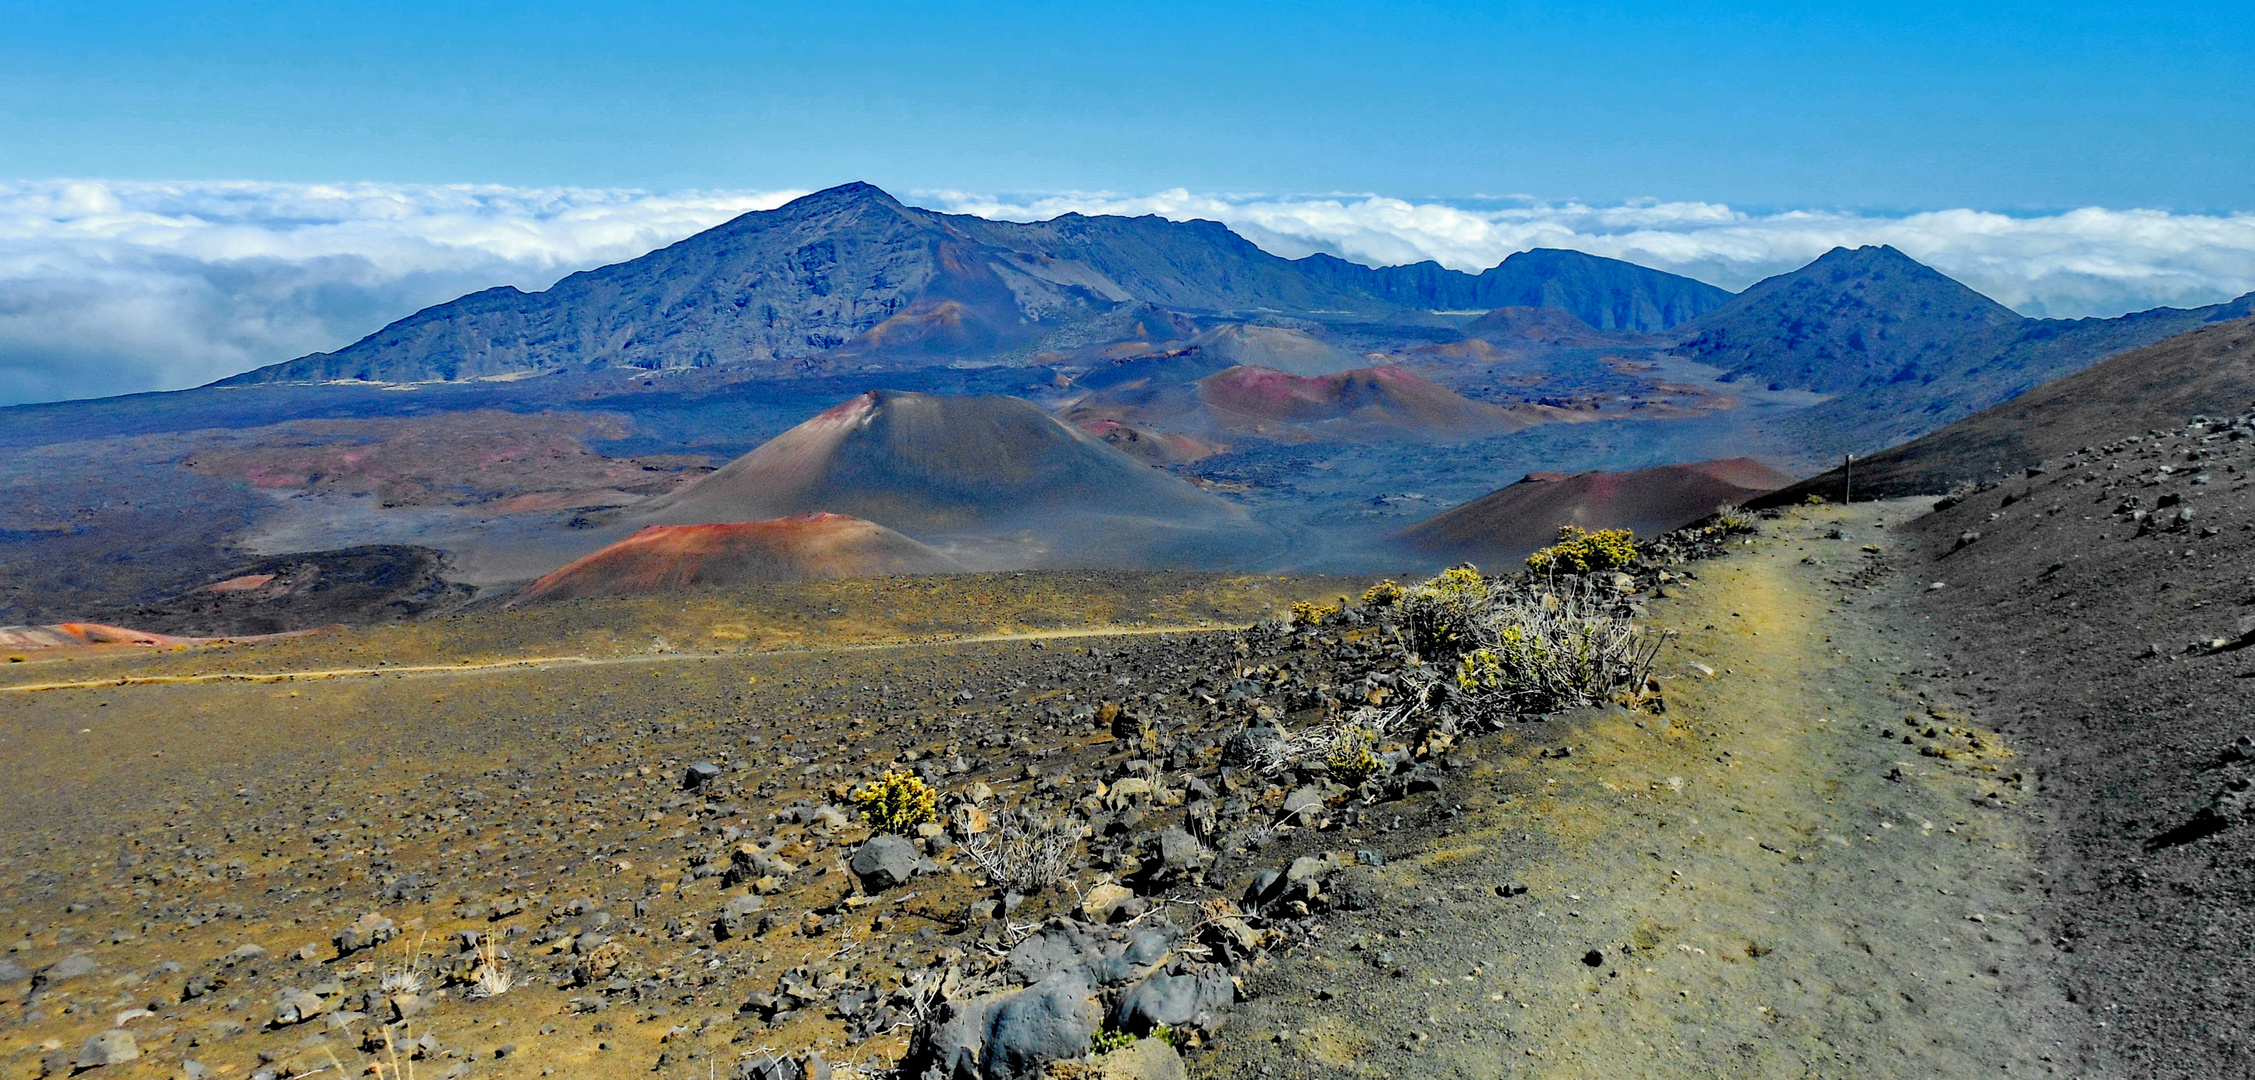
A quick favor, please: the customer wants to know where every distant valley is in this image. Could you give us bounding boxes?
[2,181,2251,630]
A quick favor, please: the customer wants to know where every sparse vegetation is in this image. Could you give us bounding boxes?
[469,936,512,998]
[853,770,939,833]
[1359,579,1404,608]
[1401,564,1491,656]
[1446,576,1667,716]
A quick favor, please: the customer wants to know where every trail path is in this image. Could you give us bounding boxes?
[1207,502,2076,1078]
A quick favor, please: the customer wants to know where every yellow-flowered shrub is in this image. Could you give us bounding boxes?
[1524,526,1638,575]
[851,770,938,834]
[1325,728,1383,786]
[1289,599,1341,626]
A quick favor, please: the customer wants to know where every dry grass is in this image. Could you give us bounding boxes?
[955,805,1080,894]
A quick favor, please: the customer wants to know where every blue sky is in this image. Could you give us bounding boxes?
[3,0,2248,211]
[3,1,2253,405]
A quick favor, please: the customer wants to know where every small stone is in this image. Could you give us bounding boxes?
[272,990,327,1027]
[1280,786,1326,825]
[715,893,766,940]
[683,762,723,791]
[1081,883,1136,924]
[334,913,397,957]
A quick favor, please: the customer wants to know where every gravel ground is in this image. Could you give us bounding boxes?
[0,508,2098,1080]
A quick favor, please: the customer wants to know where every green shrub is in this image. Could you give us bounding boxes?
[1525,526,1637,575]
[1088,1029,1138,1055]
[1401,565,1489,658]
[1359,579,1404,608]
[851,771,937,834]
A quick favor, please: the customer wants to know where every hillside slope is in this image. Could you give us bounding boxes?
[1674,245,2255,455]
[1760,314,2255,503]
[1396,457,1793,564]
[1879,414,2255,1078]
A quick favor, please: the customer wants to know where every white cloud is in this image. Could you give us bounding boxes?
[4,179,2252,406]
[0,180,804,405]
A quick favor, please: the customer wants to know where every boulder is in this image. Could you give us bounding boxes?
[1080,883,1135,924]
[984,971,1103,1078]
[851,834,919,892]
[1141,828,1209,885]
[925,994,1002,1080]
[1111,968,1234,1035]
[272,990,327,1027]
[31,953,96,997]
[76,1030,140,1069]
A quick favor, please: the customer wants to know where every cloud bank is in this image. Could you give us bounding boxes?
[0,180,804,406]
[4,179,2252,406]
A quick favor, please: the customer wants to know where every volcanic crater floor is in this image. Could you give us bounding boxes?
[0,510,2074,1080]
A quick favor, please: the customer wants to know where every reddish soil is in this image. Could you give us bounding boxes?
[0,621,308,654]
[1396,457,1795,566]
[636,390,1242,536]
[512,515,962,604]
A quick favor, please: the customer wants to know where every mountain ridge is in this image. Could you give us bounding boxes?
[214,182,1732,387]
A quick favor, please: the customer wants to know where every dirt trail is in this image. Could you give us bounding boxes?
[1209,501,2077,1078]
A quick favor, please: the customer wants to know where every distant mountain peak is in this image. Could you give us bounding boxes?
[796,180,905,206]
[1673,245,2024,393]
